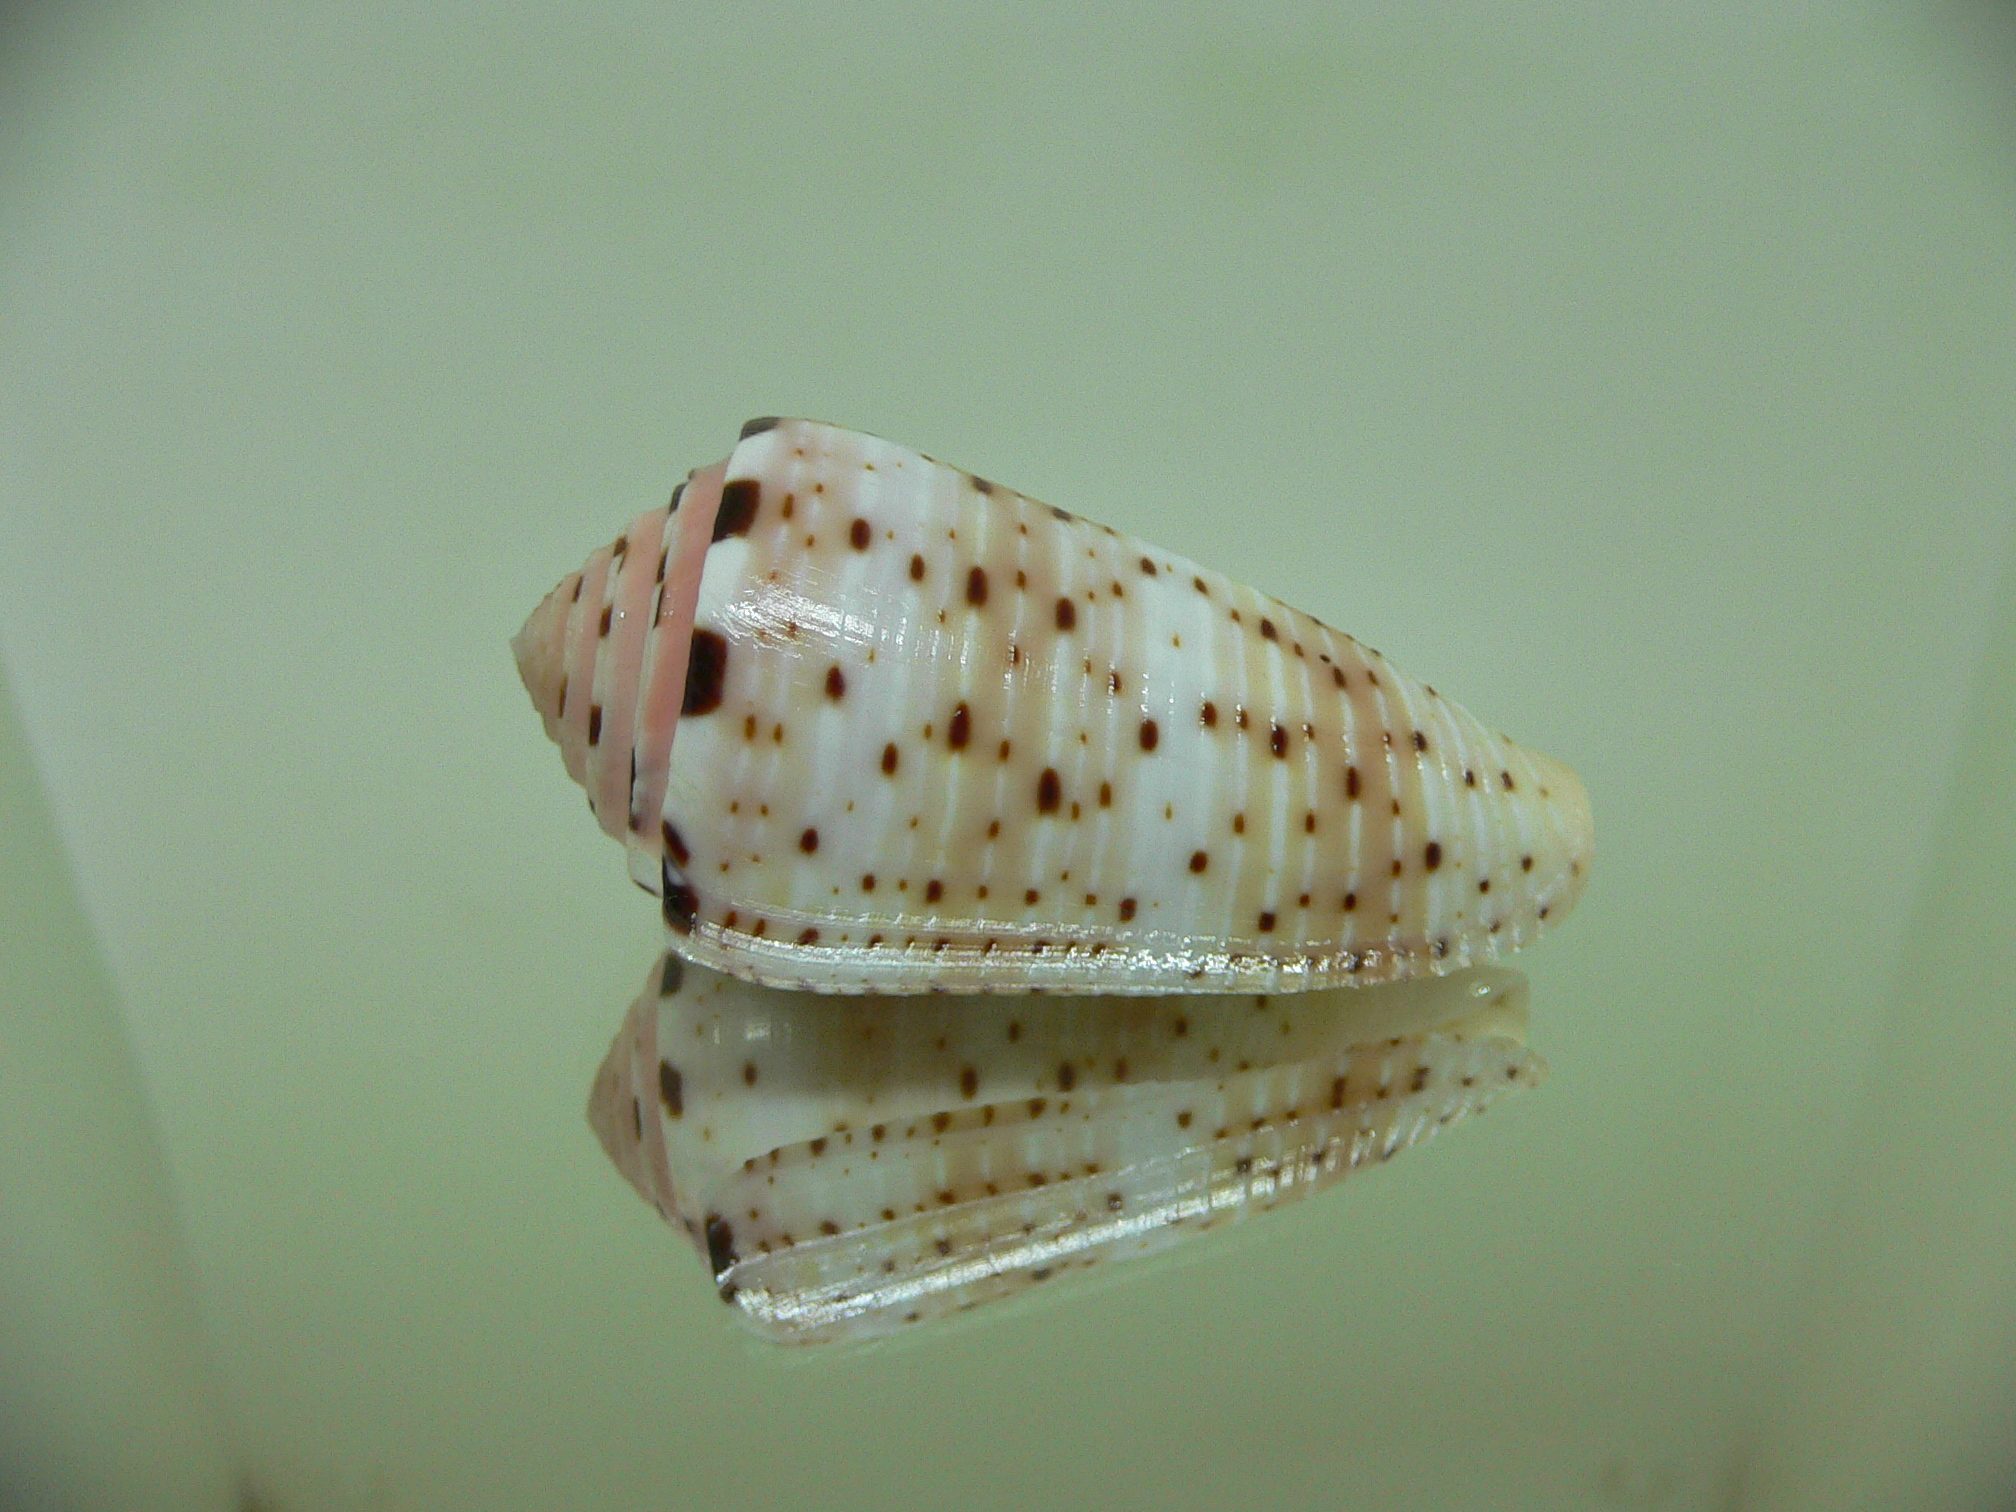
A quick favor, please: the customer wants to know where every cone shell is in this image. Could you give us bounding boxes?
[590,953,1542,1344]
[518,419,1591,994]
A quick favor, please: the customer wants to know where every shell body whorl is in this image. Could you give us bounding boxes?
[518,419,1591,994]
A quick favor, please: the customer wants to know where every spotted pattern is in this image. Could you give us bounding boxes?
[585,954,1542,1344]
[515,419,1592,994]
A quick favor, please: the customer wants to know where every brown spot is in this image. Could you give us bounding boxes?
[1098,781,1112,807]
[597,603,612,637]
[1501,770,1516,791]
[658,1061,683,1116]
[881,742,899,775]
[1345,766,1360,800]
[661,821,690,866]
[1025,888,1041,905]
[1139,556,1157,574]
[1057,1061,1077,1092]
[1304,811,1316,834]
[682,629,728,716]
[1258,911,1276,932]
[713,479,759,540]
[825,665,846,699]
[909,553,925,581]
[948,702,971,750]
[959,1065,979,1099]
[587,705,603,745]
[1054,597,1076,630]
[1119,897,1136,921]
[800,828,820,853]
[926,879,943,903]
[972,475,995,495]
[1413,730,1429,753]
[1270,723,1287,758]
[1232,813,1245,834]
[849,517,871,550]
[1343,891,1357,911]
[742,1061,757,1086]
[1260,618,1278,640]
[1037,768,1061,813]
[1331,666,1346,688]
[1201,700,1218,728]
[554,674,567,717]
[1521,854,1534,872]
[966,566,989,606]
[861,873,876,891]
[1425,842,1442,870]
[1139,719,1159,751]
[1190,850,1209,873]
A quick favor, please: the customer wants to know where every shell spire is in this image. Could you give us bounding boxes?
[517,419,1591,995]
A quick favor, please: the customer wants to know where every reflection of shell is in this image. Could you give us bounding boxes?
[589,955,1542,1343]
[517,419,1591,995]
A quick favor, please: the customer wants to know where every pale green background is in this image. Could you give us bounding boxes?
[3,2,2014,1509]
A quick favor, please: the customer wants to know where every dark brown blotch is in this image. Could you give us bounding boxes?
[882,743,899,776]
[966,566,989,606]
[661,868,698,933]
[959,1065,979,1099]
[1119,897,1136,921]
[682,628,728,716]
[661,821,690,866]
[800,827,820,854]
[1190,850,1209,873]
[1425,841,1442,871]
[1139,719,1159,751]
[825,665,846,700]
[659,1061,684,1116]
[713,479,760,541]
[703,1213,738,1277]
[849,517,871,550]
[948,702,971,750]
[1055,597,1076,630]
[1270,722,1287,758]
[909,553,925,581]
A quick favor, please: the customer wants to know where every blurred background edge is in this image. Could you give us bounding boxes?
[0,658,240,1512]
[1736,522,2016,1510]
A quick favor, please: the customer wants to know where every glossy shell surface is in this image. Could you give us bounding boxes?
[517,419,1591,992]
[590,955,1542,1343]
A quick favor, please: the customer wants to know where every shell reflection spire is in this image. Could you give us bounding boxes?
[515,418,1591,995]
[521,418,1589,1341]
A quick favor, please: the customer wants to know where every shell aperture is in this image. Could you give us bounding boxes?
[516,419,1592,995]
[590,954,1541,1344]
